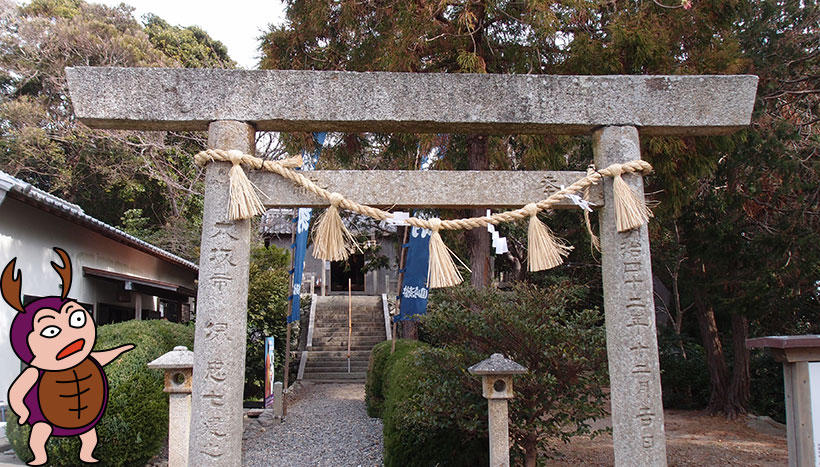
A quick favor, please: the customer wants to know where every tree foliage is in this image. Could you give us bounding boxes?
[263,0,819,418]
[424,282,608,465]
[144,13,234,68]
[0,0,235,260]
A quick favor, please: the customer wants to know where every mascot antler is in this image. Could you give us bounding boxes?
[51,247,72,300]
[1,258,24,312]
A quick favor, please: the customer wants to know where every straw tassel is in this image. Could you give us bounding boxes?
[426,218,463,288]
[312,192,356,261]
[610,165,653,232]
[524,203,573,272]
[584,165,601,251]
[226,150,266,221]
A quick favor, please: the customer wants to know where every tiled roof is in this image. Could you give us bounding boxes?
[0,171,198,272]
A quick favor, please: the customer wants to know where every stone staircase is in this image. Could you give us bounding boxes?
[302,295,387,383]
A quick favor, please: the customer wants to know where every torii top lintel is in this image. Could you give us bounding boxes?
[66,67,757,136]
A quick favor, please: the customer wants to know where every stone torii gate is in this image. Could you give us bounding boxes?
[66,68,757,466]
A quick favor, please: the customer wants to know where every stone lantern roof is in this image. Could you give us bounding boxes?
[468,353,527,376]
[147,346,194,370]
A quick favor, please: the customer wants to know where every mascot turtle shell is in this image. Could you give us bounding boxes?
[23,356,108,436]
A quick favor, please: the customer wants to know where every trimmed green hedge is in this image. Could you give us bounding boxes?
[369,283,608,465]
[366,339,488,466]
[7,319,194,466]
[381,345,488,467]
[365,339,424,418]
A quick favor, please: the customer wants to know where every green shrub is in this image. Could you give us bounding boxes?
[7,319,194,466]
[658,332,710,409]
[421,282,609,465]
[245,245,290,399]
[375,282,608,466]
[382,345,489,467]
[365,339,425,418]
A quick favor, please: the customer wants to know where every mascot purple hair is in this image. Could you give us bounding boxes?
[3,248,134,465]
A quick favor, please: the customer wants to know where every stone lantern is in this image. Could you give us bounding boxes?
[468,353,528,467]
[148,345,194,467]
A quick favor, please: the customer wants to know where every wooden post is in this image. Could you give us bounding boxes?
[748,335,820,467]
[321,261,327,296]
[392,226,409,353]
[283,208,296,417]
[347,278,352,373]
[134,293,142,320]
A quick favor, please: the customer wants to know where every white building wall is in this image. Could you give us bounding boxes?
[0,197,197,406]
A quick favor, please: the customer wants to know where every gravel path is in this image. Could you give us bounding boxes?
[243,383,383,467]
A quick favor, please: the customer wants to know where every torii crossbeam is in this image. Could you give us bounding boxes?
[66,67,757,467]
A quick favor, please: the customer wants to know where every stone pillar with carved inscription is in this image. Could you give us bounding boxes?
[593,126,667,466]
[189,121,254,466]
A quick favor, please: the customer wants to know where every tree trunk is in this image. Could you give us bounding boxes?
[401,320,418,340]
[523,433,538,467]
[466,134,490,288]
[694,290,730,414]
[727,313,750,418]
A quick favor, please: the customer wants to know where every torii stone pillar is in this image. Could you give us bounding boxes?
[64,67,758,466]
[594,126,666,465]
[189,121,254,465]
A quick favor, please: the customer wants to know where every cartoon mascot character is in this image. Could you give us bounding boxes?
[3,248,134,465]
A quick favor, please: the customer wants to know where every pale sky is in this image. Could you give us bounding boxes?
[94,0,287,69]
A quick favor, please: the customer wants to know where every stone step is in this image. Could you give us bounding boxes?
[315,312,381,318]
[313,329,384,336]
[306,358,369,365]
[313,319,384,332]
[312,333,385,341]
[306,355,370,363]
[313,332,384,339]
[314,322,384,328]
[311,338,385,348]
[315,315,383,322]
[312,330,385,338]
[306,363,370,371]
[309,344,380,352]
[318,304,381,310]
[302,371,368,380]
[306,350,373,357]
[311,337,385,345]
[316,322,382,328]
[307,352,369,359]
[305,378,367,384]
[306,362,369,371]
[315,296,382,311]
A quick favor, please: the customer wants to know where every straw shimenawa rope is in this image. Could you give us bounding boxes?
[195,149,654,287]
[194,149,303,220]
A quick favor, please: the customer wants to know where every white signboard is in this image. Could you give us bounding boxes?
[810,362,820,466]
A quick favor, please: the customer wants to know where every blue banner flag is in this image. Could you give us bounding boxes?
[288,132,326,324]
[395,137,449,320]
[397,225,430,320]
